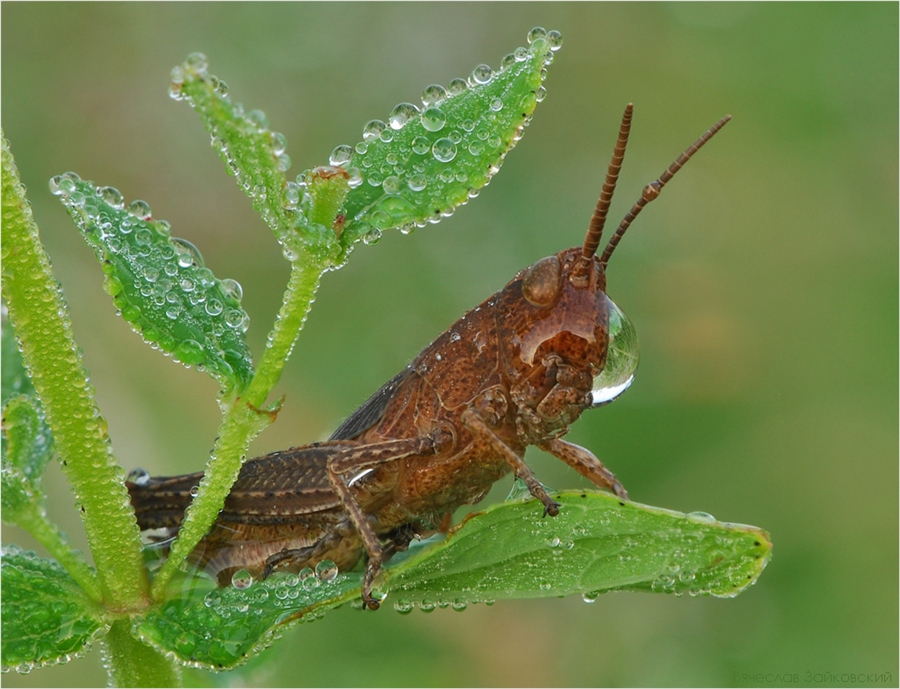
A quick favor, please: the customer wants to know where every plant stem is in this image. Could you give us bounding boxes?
[1,132,149,611]
[151,256,323,598]
[103,619,181,687]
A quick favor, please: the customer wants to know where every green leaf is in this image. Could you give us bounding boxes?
[138,566,360,670]
[2,395,54,488]
[173,53,342,263]
[51,173,254,392]
[2,309,35,403]
[138,491,770,670]
[339,28,561,243]
[388,491,772,600]
[1,458,37,519]
[0,545,106,672]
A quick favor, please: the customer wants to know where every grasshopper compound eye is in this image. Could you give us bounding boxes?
[521,256,562,306]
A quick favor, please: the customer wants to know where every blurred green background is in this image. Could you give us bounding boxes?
[2,3,896,687]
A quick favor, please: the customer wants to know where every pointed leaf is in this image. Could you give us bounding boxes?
[2,395,54,487]
[2,310,35,403]
[138,491,770,670]
[0,545,105,672]
[51,173,253,391]
[172,54,341,262]
[388,491,772,601]
[339,28,561,243]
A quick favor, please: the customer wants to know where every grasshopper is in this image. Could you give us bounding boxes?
[128,104,730,609]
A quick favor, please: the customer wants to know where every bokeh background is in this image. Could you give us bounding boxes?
[2,3,896,687]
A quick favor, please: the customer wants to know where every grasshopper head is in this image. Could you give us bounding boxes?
[504,104,729,419]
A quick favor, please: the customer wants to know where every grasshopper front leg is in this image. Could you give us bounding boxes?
[538,437,628,500]
[461,408,561,517]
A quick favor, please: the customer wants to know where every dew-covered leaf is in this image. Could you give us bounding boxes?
[388,491,772,601]
[338,27,561,244]
[51,173,253,391]
[2,396,53,508]
[2,316,54,493]
[2,309,35,404]
[137,566,361,670]
[172,54,342,263]
[0,545,106,672]
[138,490,770,670]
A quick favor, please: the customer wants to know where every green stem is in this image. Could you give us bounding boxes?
[1,132,149,611]
[151,257,324,598]
[103,618,181,687]
[17,503,103,603]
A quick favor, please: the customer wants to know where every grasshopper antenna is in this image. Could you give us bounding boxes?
[580,102,634,267]
[599,114,732,270]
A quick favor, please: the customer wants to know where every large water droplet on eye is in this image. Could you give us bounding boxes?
[591,297,638,406]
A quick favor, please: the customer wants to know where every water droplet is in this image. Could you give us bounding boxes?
[388,102,420,130]
[469,64,493,85]
[362,227,382,245]
[174,339,205,366]
[246,109,269,131]
[220,278,243,301]
[689,511,717,524]
[447,78,468,96]
[231,569,253,589]
[527,27,547,45]
[346,167,363,188]
[185,52,208,74]
[98,186,124,209]
[368,210,390,230]
[582,590,600,604]
[362,120,385,143]
[262,130,285,156]
[421,83,448,106]
[394,598,414,615]
[535,85,548,103]
[283,182,302,208]
[451,598,468,612]
[330,144,353,166]
[382,176,401,194]
[489,97,503,112]
[122,304,142,323]
[127,200,151,220]
[411,136,431,155]
[189,485,200,498]
[315,560,339,582]
[419,599,435,613]
[421,107,446,132]
[225,309,244,328]
[205,299,223,316]
[432,138,457,163]
[290,567,315,590]
[592,297,639,406]
[546,30,563,51]
[651,574,676,593]
[407,174,427,192]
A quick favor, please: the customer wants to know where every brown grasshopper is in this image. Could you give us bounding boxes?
[128,104,730,609]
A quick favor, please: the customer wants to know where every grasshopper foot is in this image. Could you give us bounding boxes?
[542,499,561,518]
[362,554,383,610]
